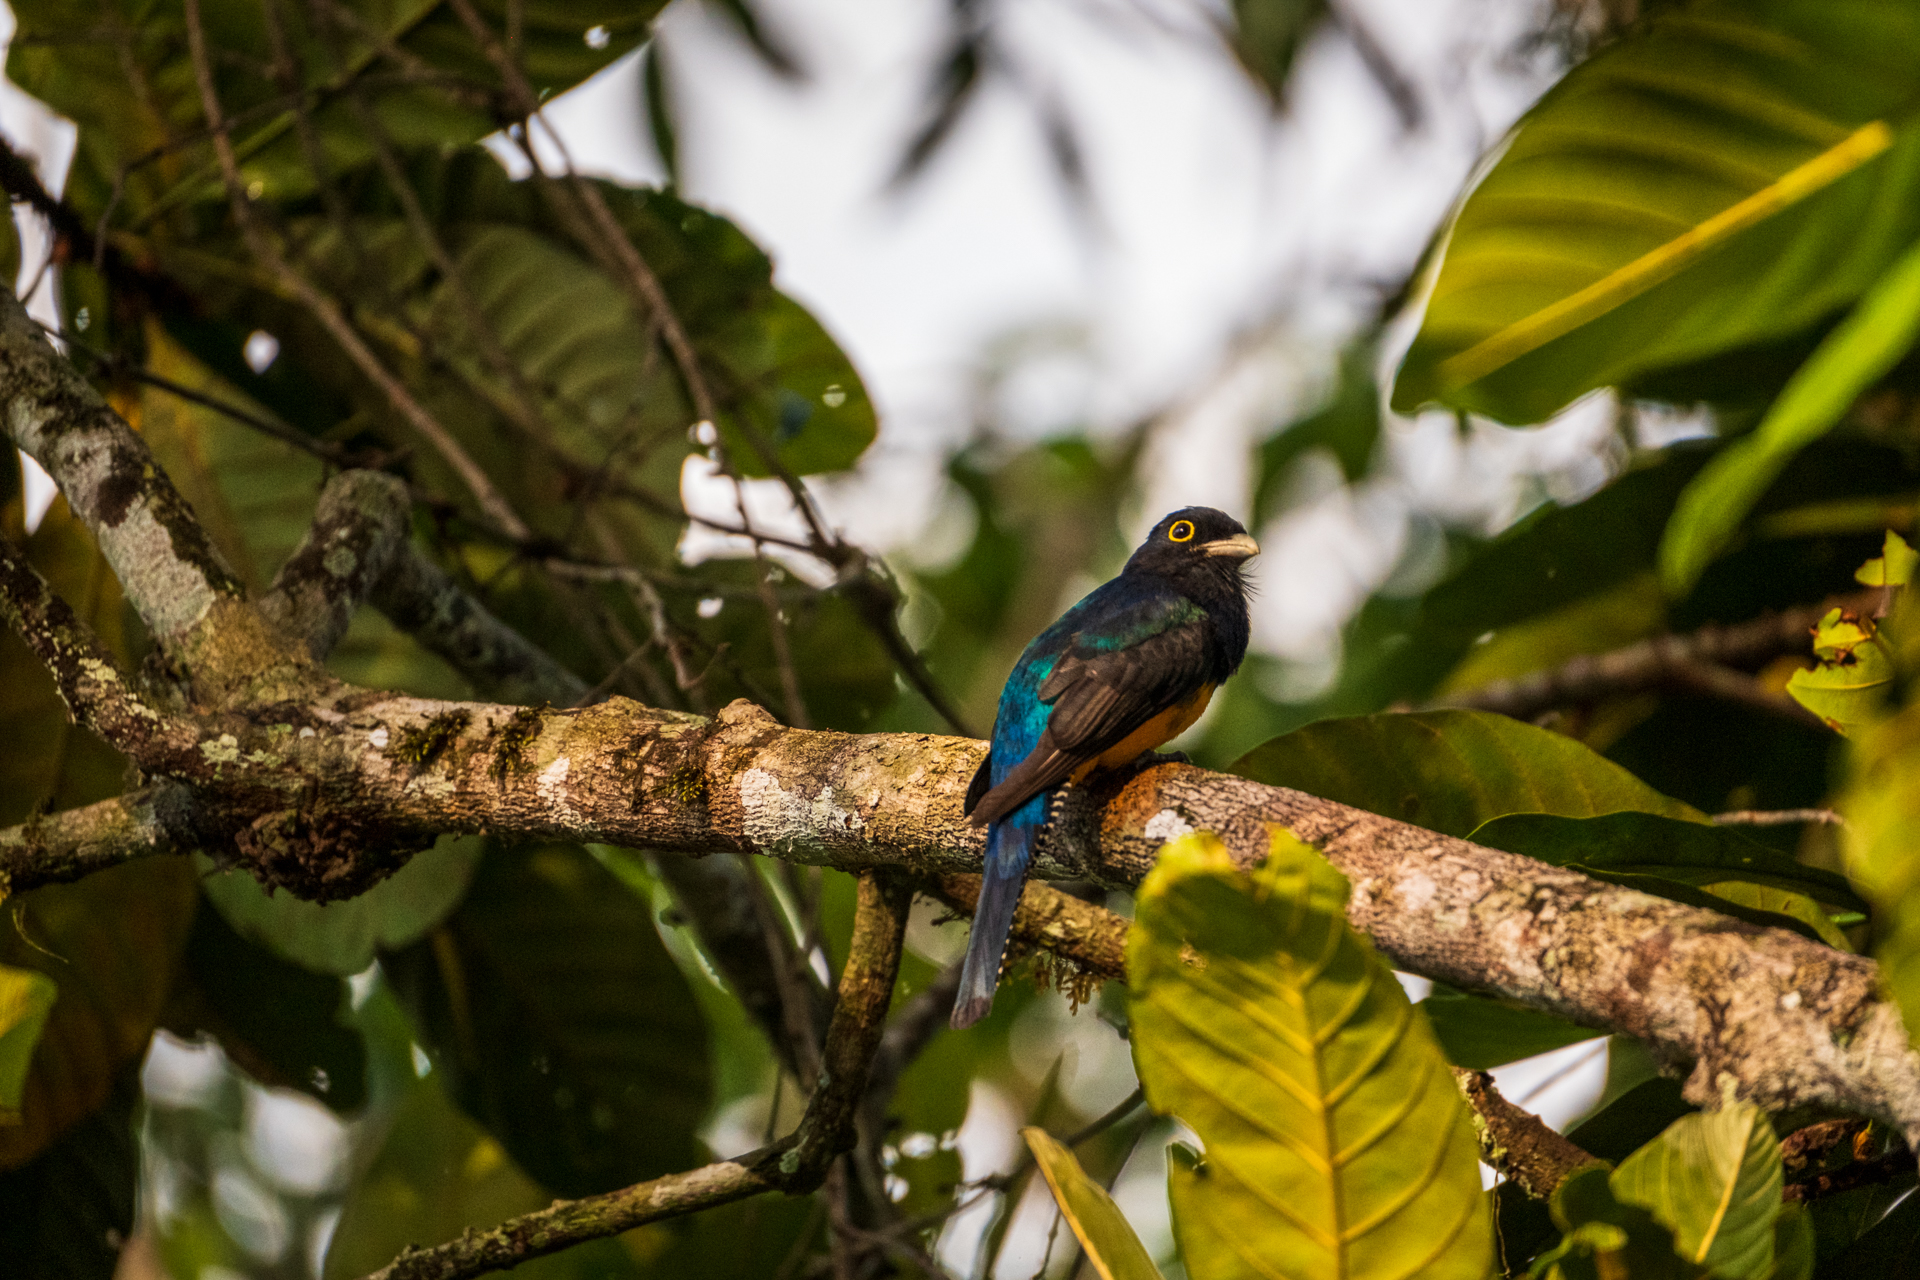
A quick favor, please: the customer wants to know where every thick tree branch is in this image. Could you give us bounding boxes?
[1439,593,1873,723]
[4,689,1914,1144]
[1453,1068,1597,1200]
[0,286,297,698]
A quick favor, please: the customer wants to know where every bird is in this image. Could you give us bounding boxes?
[951,506,1258,1029]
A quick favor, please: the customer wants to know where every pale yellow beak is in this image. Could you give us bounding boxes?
[1201,532,1260,560]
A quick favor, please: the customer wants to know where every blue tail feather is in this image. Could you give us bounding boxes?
[951,820,1037,1029]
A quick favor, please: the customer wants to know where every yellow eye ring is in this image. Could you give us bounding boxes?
[1168,520,1196,543]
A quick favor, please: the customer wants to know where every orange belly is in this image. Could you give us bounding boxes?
[1068,683,1216,784]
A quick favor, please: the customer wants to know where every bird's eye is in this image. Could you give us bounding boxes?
[1168,520,1195,542]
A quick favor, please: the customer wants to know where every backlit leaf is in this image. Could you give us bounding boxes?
[0,964,58,1115]
[1130,831,1491,1279]
[1610,1102,1784,1278]
[1024,1127,1164,1280]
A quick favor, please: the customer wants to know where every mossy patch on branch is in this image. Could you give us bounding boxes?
[389,710,472,772]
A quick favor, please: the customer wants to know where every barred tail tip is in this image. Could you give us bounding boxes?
[950,994,993,1030]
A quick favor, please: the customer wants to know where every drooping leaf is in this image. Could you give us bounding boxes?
[0,1066,138,1280]
[1024,1126,1164,1280]
[382,842,712,1197]
[1608,1102,1786,1279]
[0,964,58,1116]
[1129,831,1492,1279]
[1229,709,1703,837]
[1394,0,1920,423]
[1659,237,1920,593]
[1419,984,1602,1072]
[167,896,368,1111]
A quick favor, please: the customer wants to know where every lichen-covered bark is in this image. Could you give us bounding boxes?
[0,287,261,685]
[4,670,1917,1145]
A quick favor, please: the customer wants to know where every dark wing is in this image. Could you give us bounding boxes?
[963,750,993,817]
[968,617,1212,827]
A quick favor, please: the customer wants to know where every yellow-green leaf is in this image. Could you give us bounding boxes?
[0,965,58,1115]
[1785,607,1895,735]
[1611,1102,1784,1279]
[1024,1127,1164,1280]
[1129,831,1491,1280]
[1841,702,1920,1054]
[1855,530,1919,588]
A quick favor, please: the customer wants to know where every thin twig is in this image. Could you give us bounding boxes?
[1714,808,1846,828]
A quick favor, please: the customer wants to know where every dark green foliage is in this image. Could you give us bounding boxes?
[0,1067,138,1280]
[383,843,712,1197]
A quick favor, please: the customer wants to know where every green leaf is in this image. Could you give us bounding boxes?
[1393,0,1920,423]
[322,1072,644,1280]
[1856,530,1919,587]
[383,842,712,1197]
[1534,1165,1699,1280]
[1229,709,1703,837]
[199,835,482,977]
[1466,810,1866,910]
[1226,0,1328,105]
[1786,606,1896,735]
[1024,1126,1165,1280]
[1419,985,1602,1071]
[12,0,662,226]
[170,896,368,1111]
[0,965,58,1116]
[0,1066,138,1280]
[1768,1203,1813,1280]
[1129,831,1492,1279]
[1659,236,1920,593]
[1611,1102,1784,1279]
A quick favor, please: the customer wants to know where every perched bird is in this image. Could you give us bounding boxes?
[952,507,1258,1029]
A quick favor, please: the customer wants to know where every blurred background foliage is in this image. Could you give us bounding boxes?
[5,0,1920,1276]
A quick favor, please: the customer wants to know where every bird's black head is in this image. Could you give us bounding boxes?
[1123,507,1259,583]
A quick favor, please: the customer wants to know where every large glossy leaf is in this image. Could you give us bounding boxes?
[1534,1165,1698,1280]
[1024,1127,1164,1280]
[199,835,482,977]
[382,842,712,1197]
[0,1066,138,1280]
[1393,0,1920,423]
[1230,709,1702,837]
[1129,831,1491,1279]
[1660,236,1920,593]
[1611,1102,1785,1278]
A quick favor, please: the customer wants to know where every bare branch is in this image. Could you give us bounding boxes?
[1714,808,1845,828]
[1453,1068,1597,1200]
[1438,593,1873,724]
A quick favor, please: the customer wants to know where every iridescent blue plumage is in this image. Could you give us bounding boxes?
[951,508,1258,1029]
